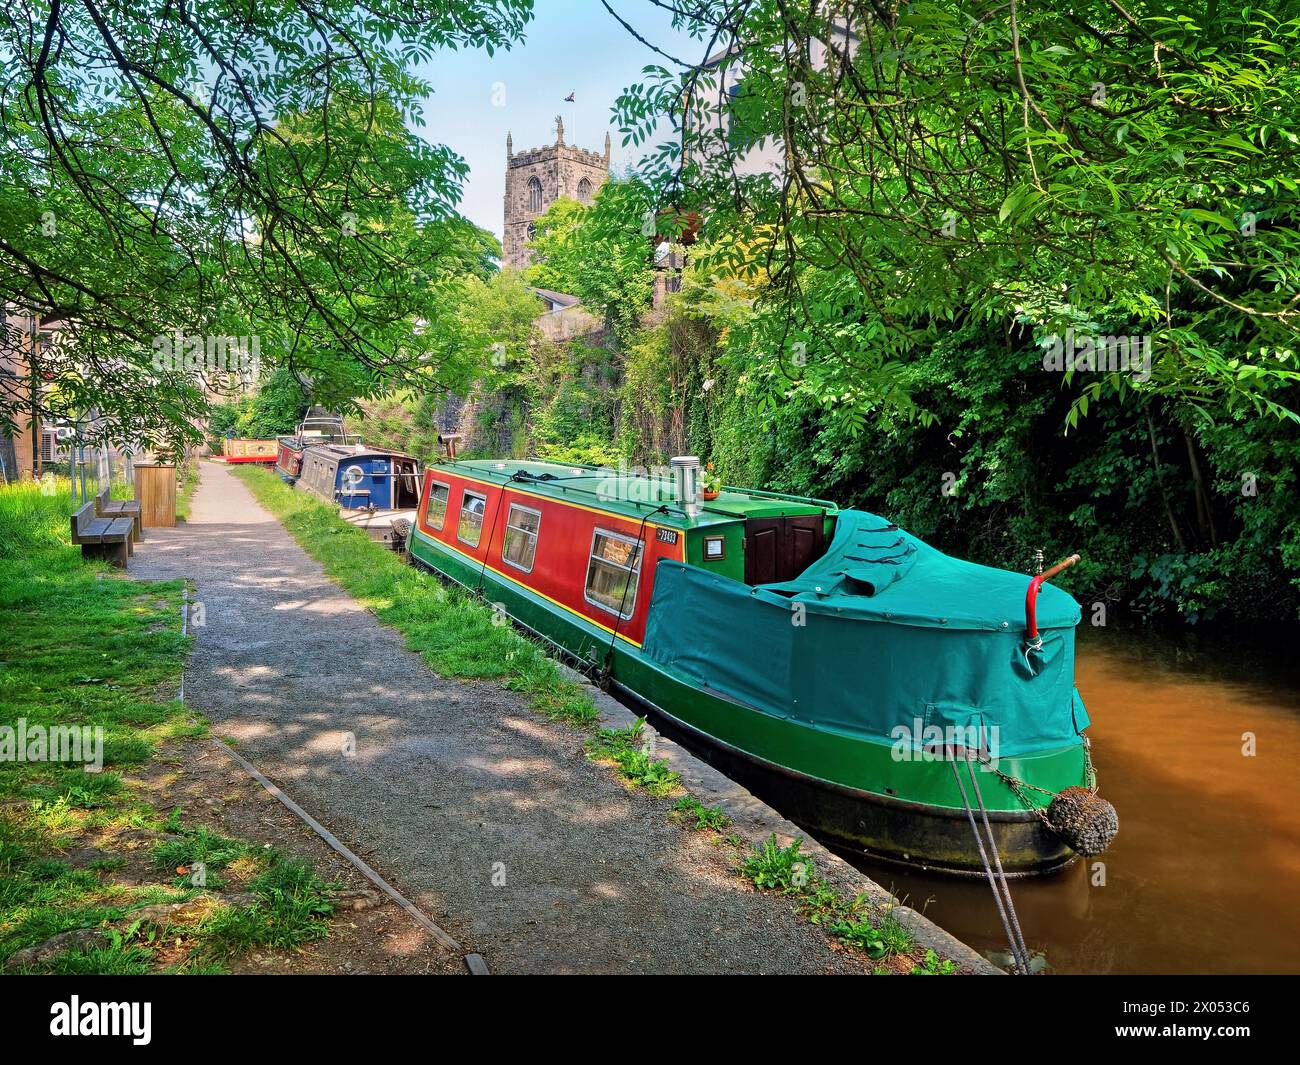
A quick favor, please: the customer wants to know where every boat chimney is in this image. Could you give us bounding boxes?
[670,455,702,518]
[438,433,462,460]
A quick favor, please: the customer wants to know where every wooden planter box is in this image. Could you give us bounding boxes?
[134,463,177,528]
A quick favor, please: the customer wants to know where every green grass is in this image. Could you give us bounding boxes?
[583,718,681,798]
[233,464,599,727]
[198,853,335,955]
[0,477,76,558]
[0,480,339,974]
[737,833,946,969]
[671,795,730,831]
[153,823,253,889]
[175,458,200,521]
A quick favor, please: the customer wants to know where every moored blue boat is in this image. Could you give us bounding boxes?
[297,444,421,511]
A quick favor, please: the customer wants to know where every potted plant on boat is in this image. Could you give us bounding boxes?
[702,463,721,501]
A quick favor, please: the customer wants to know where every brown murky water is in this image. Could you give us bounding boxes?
[849,628,1300,974]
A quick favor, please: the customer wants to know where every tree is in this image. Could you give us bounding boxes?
[524,183,656,344]
[0,0,531,450]
[613,1,1300,428]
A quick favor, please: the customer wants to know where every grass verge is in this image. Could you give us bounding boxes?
[0,478,336,974]
[736,833,954,973]
[175,457,200,522]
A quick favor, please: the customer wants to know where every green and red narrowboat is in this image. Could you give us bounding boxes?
[405,457,1114,876]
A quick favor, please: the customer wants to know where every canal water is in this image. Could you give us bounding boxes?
[847,627,1300,974]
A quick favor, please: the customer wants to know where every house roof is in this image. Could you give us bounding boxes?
[529,288,582,310]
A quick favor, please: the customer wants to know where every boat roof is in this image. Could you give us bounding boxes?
[303,443,415,462]
[757,510,1080,631]
[428,458,837,529]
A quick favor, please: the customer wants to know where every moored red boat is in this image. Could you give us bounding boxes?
[405,456,1116,876]
[220,438,278,463]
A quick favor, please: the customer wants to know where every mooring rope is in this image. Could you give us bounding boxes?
[950,752,1032,974]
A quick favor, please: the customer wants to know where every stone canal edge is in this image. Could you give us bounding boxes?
[133,460,997,975]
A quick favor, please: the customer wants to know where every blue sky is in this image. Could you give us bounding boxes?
[412,0,701,242]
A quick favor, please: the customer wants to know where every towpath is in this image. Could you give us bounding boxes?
[131,461,870,974]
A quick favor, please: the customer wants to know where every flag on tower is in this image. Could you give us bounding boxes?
[564,92,575,102]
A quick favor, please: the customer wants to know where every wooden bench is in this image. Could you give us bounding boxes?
[71,501,134,568]
[94,487,143,543]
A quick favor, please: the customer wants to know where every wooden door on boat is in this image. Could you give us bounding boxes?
[743,515,825,584]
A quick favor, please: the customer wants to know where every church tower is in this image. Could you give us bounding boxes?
[503,118,610,270]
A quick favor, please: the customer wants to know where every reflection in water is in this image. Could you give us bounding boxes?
[846,627,1300,974]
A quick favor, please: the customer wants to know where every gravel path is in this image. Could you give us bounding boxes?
[131,461,867,974]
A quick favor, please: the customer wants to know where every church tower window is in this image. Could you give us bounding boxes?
[528,176,543,213]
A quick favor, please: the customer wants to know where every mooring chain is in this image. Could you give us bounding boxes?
[974,738,1098,832]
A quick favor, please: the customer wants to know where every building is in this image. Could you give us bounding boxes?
[502,116,610,270]
[530,288,602,342]
[683,24,858,179]
[0,308,65,481]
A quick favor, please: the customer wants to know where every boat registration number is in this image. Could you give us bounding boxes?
[655,529,678,545]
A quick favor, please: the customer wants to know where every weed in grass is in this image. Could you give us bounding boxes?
[828,916,887,957]
[200,853,335,954]
[877,909,915,957]
[827,907,914,960]
[153,824,251,888]
[910,948,957,975]
[584,722,642,761]
[583,719,680,798]
[798,879,852,926]
[739,834,815,894]
[671,796,730,831]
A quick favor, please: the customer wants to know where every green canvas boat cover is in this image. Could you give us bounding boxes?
[642,511,1088,758]
[755,510,1080,631]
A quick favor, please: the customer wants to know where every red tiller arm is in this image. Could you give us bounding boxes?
[1025,554,1081,640]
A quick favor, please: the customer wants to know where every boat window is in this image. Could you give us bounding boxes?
[502,504,541,573]
[584,529,643,619]
[458,490,487,547]
[425,481,450,530]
